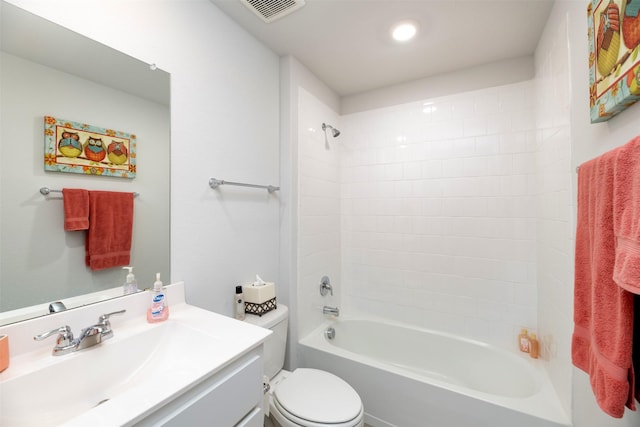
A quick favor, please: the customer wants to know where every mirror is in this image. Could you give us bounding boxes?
[0,1,171,325]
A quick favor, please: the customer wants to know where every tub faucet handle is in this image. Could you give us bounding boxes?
[320,275,333,296]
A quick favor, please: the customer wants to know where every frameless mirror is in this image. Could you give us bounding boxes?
[0,1,171,325]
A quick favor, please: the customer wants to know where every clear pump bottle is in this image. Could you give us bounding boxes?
[122,266,138,295]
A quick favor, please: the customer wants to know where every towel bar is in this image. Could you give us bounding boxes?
[39,187,139,197]
[208,178,279,194]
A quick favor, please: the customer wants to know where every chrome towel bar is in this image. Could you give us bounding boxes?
[209,178,279,194]
[40,187,139,197]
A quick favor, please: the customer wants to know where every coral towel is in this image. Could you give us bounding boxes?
[85,191,134,271]
[62,188,89,231]
[613,136,640,405]
[613,136,640,294]
[572,138,639,418]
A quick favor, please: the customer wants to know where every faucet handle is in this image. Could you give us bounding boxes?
[98,309,126,326]
[320,276,333,296]
[34,325,74,346]
[97,310,126,341]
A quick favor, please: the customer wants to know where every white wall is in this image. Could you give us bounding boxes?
[341,56,535,115]
[536,1,640,425]
[6,0,282,317]
[279,56,340,368]
[339,82,538,348]
[564,0,640,425]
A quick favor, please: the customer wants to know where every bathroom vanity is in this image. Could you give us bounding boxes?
[0,282,270,426]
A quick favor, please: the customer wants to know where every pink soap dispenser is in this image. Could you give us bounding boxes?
[147,273,169,323]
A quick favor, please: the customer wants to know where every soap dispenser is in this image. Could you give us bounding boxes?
[518,328,530,353]
[122,266,138,295]
[529,333,540,359]
[147,273,169,323]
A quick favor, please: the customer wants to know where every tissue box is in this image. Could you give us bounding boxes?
[243,282,277,316]
[245,297,277,316]
[243,282,276,304]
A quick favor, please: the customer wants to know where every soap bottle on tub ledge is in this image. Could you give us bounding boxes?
[147,273,169,323]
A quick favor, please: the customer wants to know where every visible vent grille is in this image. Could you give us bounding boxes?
[240,0,306,23]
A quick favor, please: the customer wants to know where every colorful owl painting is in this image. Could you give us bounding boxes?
[596,1,621,77]
[58,131,82,158]
[622,0,640,49]
[44,116,137,178]
[589,0,640,122]
[83,136,107,162]
[107,140,129,165]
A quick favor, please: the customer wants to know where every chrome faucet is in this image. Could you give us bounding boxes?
[323,305,339,316]
[34,309,126,356]
[48,301,67,313]
[319,276,333,296]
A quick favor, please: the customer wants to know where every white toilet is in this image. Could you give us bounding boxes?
[245,304,364,427]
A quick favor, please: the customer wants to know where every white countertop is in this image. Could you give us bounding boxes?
[0,282,271,426]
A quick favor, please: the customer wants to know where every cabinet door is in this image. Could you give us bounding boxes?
[137,351,263,426]
[235,407,263,427]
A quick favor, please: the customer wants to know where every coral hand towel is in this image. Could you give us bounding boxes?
[572,148,635,418]
[62,188,89,231]
[613,136,640,294]
[85,191,134,271]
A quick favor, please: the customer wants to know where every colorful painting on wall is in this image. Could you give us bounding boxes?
[44,116,136,178]
[588,0,640,123]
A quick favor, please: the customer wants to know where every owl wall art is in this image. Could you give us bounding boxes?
[588,0,640,122]
[44,116,136,178]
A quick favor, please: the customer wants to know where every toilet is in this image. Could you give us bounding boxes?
[244,304,364,427]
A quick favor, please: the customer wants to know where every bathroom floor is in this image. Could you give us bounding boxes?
[263,416,372,427]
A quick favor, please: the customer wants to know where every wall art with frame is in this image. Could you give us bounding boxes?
[44,115,136,178]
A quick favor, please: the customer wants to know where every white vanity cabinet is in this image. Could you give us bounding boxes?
[0,283,271,427]
[135,347,264,426]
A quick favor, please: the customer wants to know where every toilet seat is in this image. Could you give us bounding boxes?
[272,368,363,427]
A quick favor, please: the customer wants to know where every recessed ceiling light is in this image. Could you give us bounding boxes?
[391,20,418,42]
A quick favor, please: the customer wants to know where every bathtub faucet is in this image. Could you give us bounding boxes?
[323,305,339,316]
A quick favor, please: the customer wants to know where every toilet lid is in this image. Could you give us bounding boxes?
[274,368,362,424]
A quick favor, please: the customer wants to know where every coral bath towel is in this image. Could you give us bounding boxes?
[613,136,640,294]
[62,188,89,231]
[613,136,640,404]
[572,145,636,418]
[85,191,134,271]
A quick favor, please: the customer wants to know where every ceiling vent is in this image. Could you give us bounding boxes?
[239,0,306,23]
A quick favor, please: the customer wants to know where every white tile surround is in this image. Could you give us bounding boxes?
[339,82,537,348]
[297,88,342,339]
[298,82,538,349]
[533,9,572,417]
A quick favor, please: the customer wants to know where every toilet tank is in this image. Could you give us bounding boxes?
[244,304,288,379]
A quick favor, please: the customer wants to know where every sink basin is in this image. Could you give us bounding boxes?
[0,320,223,426]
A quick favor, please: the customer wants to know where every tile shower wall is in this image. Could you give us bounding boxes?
[297,88,341,338]
[340,82,537,347]
[533,6,572,416]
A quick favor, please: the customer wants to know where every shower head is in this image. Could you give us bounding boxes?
[322,123,340,138]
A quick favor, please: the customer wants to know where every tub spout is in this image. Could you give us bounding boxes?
[323,305,339,316]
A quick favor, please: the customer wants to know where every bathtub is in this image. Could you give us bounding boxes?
[299,318,570,427]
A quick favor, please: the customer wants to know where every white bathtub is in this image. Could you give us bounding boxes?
[299,318,570,427]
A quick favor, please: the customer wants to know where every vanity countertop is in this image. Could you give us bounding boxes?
[0,282,271,426]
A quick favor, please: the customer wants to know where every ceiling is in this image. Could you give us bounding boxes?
[210,0,555,97]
